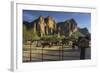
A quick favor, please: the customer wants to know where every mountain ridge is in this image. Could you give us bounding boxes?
[23,16,90,38]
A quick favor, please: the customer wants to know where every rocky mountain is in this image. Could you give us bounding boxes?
[30,16,56,37]
[23,16,90,39]
[57,18,78,37]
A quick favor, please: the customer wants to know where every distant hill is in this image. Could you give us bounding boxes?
[23,21,31,30]
[78,27,90,36]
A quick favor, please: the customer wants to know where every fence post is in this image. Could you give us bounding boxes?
[61,45,63,60]
[30,41,32,61]
[42,47,43,61]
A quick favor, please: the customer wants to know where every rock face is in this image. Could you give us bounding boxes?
[57,18,78,37]
[23,16,90,38]
[38,16,46,37]
[30,16,56,37]
[45,16,56,35]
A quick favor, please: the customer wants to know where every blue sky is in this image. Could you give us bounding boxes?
[23,10,91,32]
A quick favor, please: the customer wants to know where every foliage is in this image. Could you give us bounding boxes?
[23,24,40,41]
[40,34,65,41]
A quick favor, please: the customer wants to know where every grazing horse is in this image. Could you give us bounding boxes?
[41,41,52,48]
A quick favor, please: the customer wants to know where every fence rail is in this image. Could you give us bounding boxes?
[23,43,81,62]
